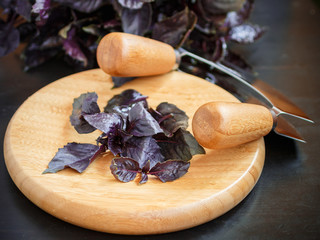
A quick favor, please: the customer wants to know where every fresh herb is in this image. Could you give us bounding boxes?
[70,92,100,134]
[43,142,103,173]
[150,102,189,137]
[0,0,264,77]
[44,89,205,184]
[110,157,190,184]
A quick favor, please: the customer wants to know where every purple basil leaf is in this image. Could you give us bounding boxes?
[32,0,51,26]
[96,131,128,156]
[37,5,72,39]
[43,142,100,173]
[118,0,153,9]
[96,132,108,145]
[139,160,150,184]
[154,129,205,161]
[108,138,123,156]
[22,5,71,70]
[148,108,162,121]
[81,92,100,114]
[228,23,266,44]
[154,102,188,137]
[122,136,164,168]
[101,18,122,31]
[17,22,37,43]
[70,92,100,134]
[104,89,148,113]
[22,47,61,71]
[107,129,132,156]
[24,36,63,52]
[141,160,150,172]
[149,160,190,183]
[108,105,130,129]
[152,7,197,48]
[121,3,152,36]
[110,157,140,182]
[0,20,20,57]
[21,11,67,66]
[112,76,136,88]
[83,112,123,134]
[0,0,11,9]
[15,0,32,21]
[139,172,148,184]
[63,26,88,67]
[127,102,163,137]
[183,130,206,157]
[0,0,32,21]
[55,0,105,13]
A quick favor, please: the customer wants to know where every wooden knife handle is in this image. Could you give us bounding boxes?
[192,102,274,149]
[97,32,176,77]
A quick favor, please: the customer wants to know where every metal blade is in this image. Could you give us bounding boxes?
[274,115,306,143]
[252,79,312,122]
[222,60,312,122]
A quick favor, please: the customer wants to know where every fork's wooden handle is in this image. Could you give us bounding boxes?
[97,32,176,77]
[192,102,274,149]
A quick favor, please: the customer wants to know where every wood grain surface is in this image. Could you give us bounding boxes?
[97,32,176,77]
[192,102,273,149]
[3,70,265,235]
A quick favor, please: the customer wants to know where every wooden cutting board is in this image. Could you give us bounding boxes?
[4,70,265,235]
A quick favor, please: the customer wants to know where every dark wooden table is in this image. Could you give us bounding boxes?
[1,0,319,239]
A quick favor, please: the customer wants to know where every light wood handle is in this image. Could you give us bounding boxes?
[192,102,274,149]
[96,32,176,77]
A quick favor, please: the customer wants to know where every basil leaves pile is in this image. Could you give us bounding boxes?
[44,89,205,184]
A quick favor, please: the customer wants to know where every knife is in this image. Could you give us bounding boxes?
[96,32,313,143]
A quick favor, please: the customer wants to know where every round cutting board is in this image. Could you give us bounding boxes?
[4,70,265,235]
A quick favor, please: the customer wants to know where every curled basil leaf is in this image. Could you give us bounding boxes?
[104,89,148,113]
[83,112,123,134]
[121,3,152,36]
[127,102,163,137]
[70,92,100,134]
[153,102,189,137]
[149,160,190,183]
[110,157,140,183]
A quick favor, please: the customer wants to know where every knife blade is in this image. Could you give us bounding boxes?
[221,60,312,122]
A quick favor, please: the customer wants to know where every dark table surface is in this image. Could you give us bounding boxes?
[1,0,320,239]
